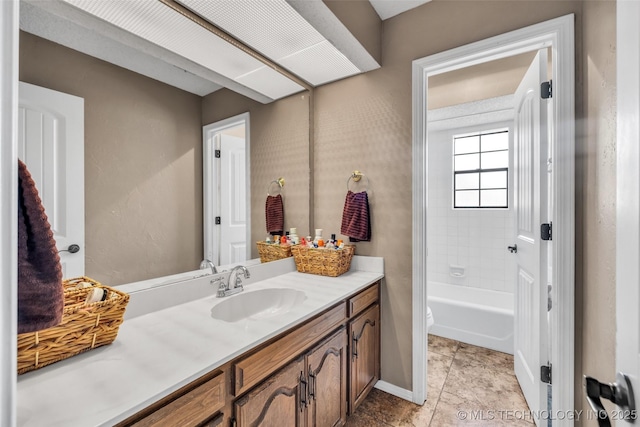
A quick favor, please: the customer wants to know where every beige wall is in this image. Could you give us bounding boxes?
[19,32,203,286]
[578,0,617,424]
[202,89,311,257]
[428,51,537,109]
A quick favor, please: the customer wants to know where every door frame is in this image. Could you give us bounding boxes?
[411,14,575,425]
[203,112,251,266]
[1,1,19,426]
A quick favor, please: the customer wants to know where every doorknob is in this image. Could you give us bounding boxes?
[507,244,518,253]
[584,372,636,427]
[58,244,80,254]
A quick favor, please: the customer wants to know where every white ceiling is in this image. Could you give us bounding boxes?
[368,0,431,20]
[20,0,382,103]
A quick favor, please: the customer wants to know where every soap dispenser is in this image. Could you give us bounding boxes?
[290,227,299,245]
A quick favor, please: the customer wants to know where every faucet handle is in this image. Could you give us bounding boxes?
[211,276,224,288]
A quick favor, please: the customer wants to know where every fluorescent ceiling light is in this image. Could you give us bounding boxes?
[176,0,362,86]
[61,0,305,100]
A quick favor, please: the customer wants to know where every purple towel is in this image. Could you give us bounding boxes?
[341,190,371,242]
[266,194,284,236]
[17,160,64,334]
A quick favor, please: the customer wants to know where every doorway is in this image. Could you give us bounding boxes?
[412,14,575,425]
[203,113,251,267]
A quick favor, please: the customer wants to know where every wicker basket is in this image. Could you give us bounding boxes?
[257,241,293,263]
[291,245,355,277]
[17,276,129,374]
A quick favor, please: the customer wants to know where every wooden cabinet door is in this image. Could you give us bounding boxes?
[234,358,305,427]
[306,328,347,427]
[349,304,380,412]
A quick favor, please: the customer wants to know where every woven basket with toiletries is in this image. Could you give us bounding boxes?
[291,245,355,277]
[256,241,293,263]
[17,276,129,374]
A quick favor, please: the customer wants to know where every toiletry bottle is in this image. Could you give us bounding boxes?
[281,235,288,245]
[327,233,336,249]
[274,235,280,245]
[266,235,272,243]
[285,231,291,244]
[314,228,323,244]
[290,227,299,245]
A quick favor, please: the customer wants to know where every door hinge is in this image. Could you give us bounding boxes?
[215,149,221,158]
[541,364,552,384]
[231,418,237,427]
[215,216,221,225]
[541,222,552,241]
[541,80,552,99]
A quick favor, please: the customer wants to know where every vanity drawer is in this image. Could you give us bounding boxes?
[234,302,347,396]
[348,282,379,317]
[130,370,226,427]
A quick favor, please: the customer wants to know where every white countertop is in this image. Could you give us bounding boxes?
[17,257,383,427]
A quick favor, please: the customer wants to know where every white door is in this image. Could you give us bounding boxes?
[18,82,85,279]
[512,49,549,424]
[219,133,247,265]
[203,114,250,268]
[611,1,640,424]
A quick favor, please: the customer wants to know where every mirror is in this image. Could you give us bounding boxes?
[18,28,310,286]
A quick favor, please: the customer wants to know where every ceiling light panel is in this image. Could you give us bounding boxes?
[279,41,360,86]
[178,0,323,60]
[61,0,304,100]
[236,66,307,100]
[176,0,363,86]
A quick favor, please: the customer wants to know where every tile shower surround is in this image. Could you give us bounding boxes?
[346,335,532,426]
[427,127,516,294]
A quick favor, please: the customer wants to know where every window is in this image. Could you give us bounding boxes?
[453,129,509,208]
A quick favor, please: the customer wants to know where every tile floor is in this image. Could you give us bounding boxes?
[346,335,533,426]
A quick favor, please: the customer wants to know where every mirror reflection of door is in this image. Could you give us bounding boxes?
[18,82,85,279]
[203,113,250,267]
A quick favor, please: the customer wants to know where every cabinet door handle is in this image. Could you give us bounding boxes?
[299,371,308,408]
[308,369,316,400]
[352,335,359,360]
[352,319,376,360]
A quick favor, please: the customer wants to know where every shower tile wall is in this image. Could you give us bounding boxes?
[427,124,516,293]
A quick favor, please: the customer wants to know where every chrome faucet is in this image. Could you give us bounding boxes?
[200,259,219,275]
[216,265,250,298]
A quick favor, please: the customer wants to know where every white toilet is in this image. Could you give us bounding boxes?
[426,306,434,331]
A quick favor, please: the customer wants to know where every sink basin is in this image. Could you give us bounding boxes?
[211,288,307,322]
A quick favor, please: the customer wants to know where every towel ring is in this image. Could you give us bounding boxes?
[267,177,285,196]
[347,170,369,191]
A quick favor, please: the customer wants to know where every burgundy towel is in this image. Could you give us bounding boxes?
[266,194,284,235]
[17,160,64,334]
[341,190,371,242]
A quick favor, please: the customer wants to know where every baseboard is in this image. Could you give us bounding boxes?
[374,380,413,402]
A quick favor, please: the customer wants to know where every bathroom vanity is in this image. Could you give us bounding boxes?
[16,257,383,427]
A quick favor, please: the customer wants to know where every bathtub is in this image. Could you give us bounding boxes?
[427,281,514,354]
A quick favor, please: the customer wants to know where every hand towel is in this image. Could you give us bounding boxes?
[17,159,64,334]
[266,194,284,236]
[341,190,371,242]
